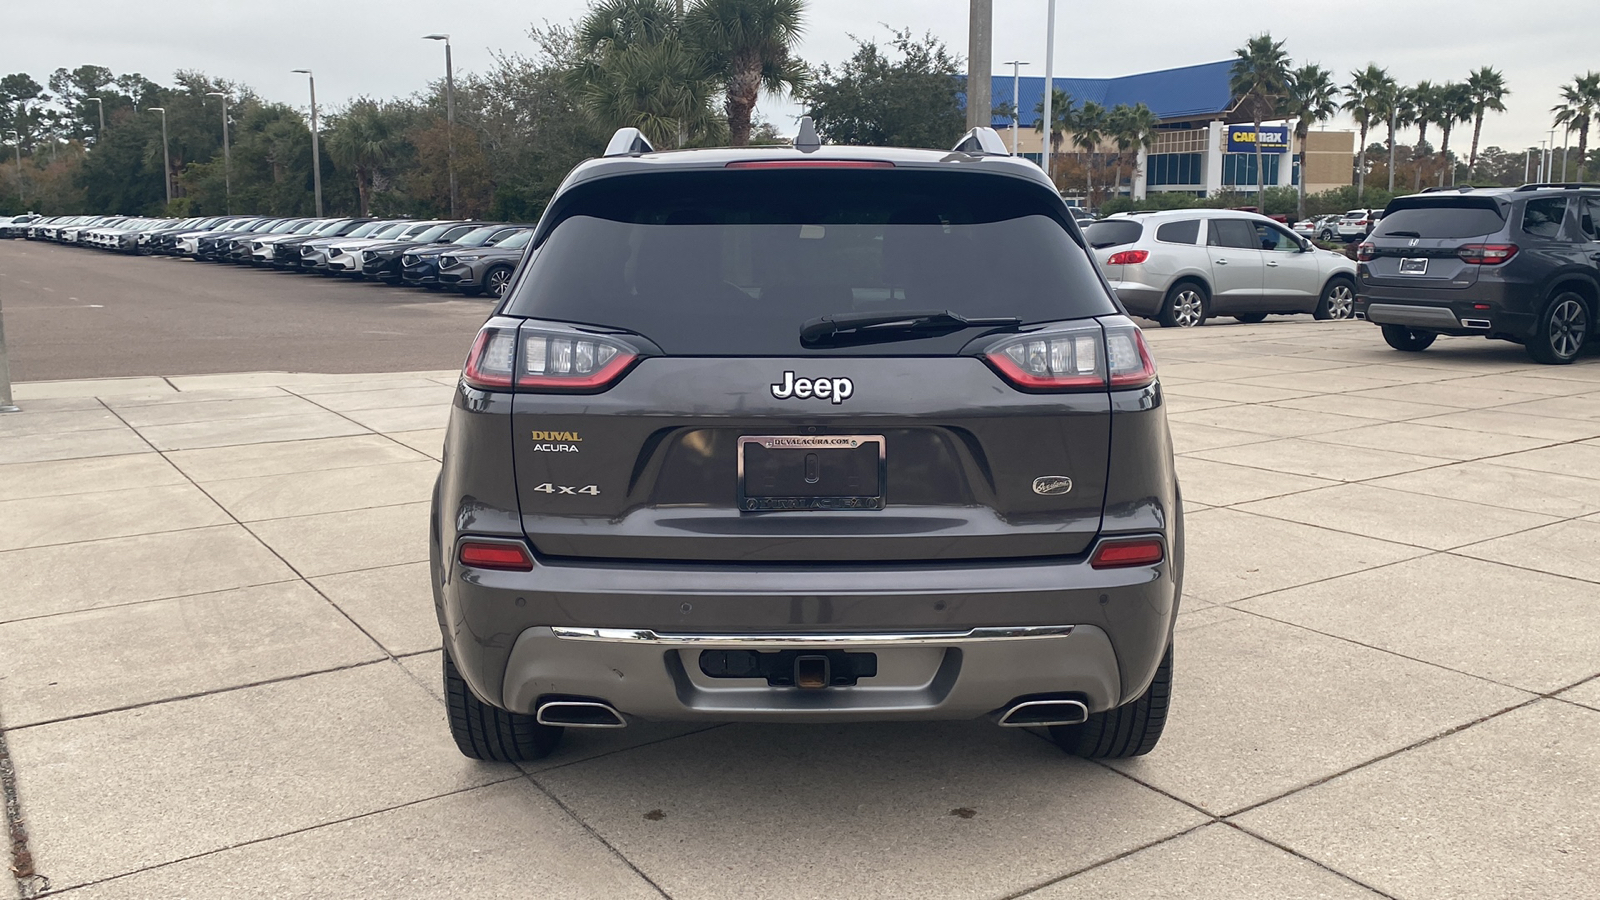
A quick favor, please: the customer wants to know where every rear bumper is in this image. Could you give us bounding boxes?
[1105,281,1166,318]
[1355,278,1537,338]
[436,538,1179,723]
[501,623,1123,723]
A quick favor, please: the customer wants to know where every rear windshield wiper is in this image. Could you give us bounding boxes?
[1383,230,1422,238]
[800,310,1023,346]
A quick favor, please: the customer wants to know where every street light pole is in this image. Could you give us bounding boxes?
[423,34,457,217]
[88,96,105,142]
[4,130,19,205]
[207,92,232,213]
[1387,102,1397,192]
[147,107,172,208]
[291,69,324,217]
[1041,0,1056,185]
[1003,60,1029,156]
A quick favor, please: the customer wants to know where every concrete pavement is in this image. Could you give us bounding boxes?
[2,321,1598,898]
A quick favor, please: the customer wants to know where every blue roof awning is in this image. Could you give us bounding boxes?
[963,60,1237,127]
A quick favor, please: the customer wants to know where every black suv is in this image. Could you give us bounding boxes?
[430,123,1183,763]
[1354,184,1600,363]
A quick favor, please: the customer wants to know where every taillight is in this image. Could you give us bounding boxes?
[1457,243,1518,265]
[1106,249,1149,265]
[458,540,533,571]
[1090,537,1164,569]
[983,320,1156,391]
[462,324,640,392]
[1356,243,1375,262]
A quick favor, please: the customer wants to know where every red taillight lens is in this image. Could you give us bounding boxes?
[983,321,1156,392]
[724,160,894,169]
[1356,243,1375,262]
[458,541,533,571]
[462,324,640,392]
[1090,538,1164,569]
[1106,249,1149,265]
[1457,243,1518,265]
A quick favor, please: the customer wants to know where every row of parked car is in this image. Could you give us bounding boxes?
[0,212,533,298]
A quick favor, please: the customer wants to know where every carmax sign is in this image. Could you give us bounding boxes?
[1227,125,1290,154]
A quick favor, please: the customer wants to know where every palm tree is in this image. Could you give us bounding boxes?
[1108,103,1157,201]
[1281,64,1339,220]
[1465,66,1510,178]
[1552,72,1600,182]
[324,98,402,215]
[1343,64,1394,201]
[685,0,806,146]
[572,0,722,148]
[1032,88,1074,183]
[1072,101,1108,203]
[1230,33,1292,199]
[1408,81,1439,191]
[1433,81,1473,186]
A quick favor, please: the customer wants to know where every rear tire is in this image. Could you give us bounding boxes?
[483,265,515,300]
[1314,277,1356,320]
[1051,643,1172,759]
[1381,324,1436,352]
[444,649,564,761]
[1233,313,1268,324]
[1525,291,1589,365]
[1158,282,1208,328]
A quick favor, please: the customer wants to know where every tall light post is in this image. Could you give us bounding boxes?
[4,130,19,205]
[87,96,105,141]
[1562,125,1571,182]
[1004,60,1029,156]
[966,0,993,131]
[292,69,324,216]
[1387,102,1397,192]
[1041,0,1056,185]
[147,107,172,208]
[206,92,232,213]
[423,34,457,217]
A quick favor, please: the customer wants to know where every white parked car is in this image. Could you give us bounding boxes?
[1335,208,1382,242]
[1085,209,1359,327]
[1292,214,1342,241]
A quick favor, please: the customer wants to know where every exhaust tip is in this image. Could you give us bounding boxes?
[535,700,627,728]
[998,699,1090,728]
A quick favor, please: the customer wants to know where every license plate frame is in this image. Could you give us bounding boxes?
[1399,257,1429,275]
[737,435,886,512]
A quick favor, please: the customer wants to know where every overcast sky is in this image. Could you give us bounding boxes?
[6,0,1593,154]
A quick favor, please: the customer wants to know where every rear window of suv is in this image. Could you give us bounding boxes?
[1374,200,1506,239]
[1083,220,1143,248]
[505,170,1116,355]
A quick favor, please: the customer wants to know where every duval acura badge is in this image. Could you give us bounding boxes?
[770,371,854,404]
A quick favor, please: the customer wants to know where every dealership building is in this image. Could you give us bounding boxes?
[975,60,1354,199]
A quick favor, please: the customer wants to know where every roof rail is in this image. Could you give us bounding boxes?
[603,127,654,157]
[952,127,1010,156]
[794,116,821,152]
[1514,182,1600,191]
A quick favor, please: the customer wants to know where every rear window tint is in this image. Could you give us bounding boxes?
[1521,198,1568,239]
[1375,202,1505,239]
[1155,219,1200,244]
[505,170,1116,356]
[1083,220,1143,248]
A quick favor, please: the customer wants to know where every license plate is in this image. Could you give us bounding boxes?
[1399,257,1429,275]
[737,435,885,511]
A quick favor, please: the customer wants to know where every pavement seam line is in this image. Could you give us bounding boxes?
[520,774,676,900]
[279,387,447,460]
[1,708,49,898]
[0,576,305,628]
[30,774,528,897]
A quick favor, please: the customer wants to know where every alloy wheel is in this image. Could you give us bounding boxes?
[1550,298,1587,359]
[488,269,512,298]
[1326,284,1355,319]
[1173,290,1204,327]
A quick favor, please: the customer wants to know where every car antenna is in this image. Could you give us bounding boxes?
[794,116,821,153]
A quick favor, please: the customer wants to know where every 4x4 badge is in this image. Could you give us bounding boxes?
[1032,476,1073,495]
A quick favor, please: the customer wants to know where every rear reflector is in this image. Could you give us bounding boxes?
[458,541,533,571]
[1090,538,1164,569]
[724,160,894,169]
[1106,249,1149,265]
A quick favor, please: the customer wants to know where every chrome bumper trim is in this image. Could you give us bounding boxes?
[550,624,1076,646]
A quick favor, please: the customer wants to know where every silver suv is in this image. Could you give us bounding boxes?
[1087,209,1359,327]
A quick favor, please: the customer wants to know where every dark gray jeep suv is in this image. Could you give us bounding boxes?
[430,124,1184,762]
[1355,183,1600,363]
